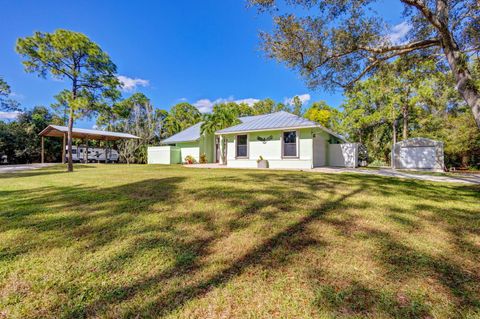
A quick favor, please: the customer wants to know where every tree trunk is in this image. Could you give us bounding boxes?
[392,120,397,145]
[391,120,397,168]
[67,80,77,172]
[461,154,469,168]
[403,105,408,140]
[61,133,66,164]
[442,40,480,129]
[67,107,74,172]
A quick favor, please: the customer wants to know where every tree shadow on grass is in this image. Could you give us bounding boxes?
[1,169,479,318]
[0,164,94,179]
[313,281,431,319]
[0,177,186,262]
[110,187,364,318]
[312,212,480,318]
[373,229,480,313]
[75,172,480,317]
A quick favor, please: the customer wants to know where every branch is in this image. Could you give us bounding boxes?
[400,0,443,30]
[357,38,441,54]
[342,39,440,87]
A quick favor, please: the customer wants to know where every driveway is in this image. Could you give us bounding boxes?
[0,163,55,173]
[185,164,480,185]
[311,167,480,185]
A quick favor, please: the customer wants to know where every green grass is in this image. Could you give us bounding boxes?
[0,164,479,319]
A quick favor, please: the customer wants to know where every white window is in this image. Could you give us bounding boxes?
[236,135,248,158]
[283,131,298,157]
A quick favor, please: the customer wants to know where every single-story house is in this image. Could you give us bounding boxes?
[148,111,359,168]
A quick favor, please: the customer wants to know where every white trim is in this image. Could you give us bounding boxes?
[216,125,318,135]
[235,134,249,159]
[161,138,200,145]
[281,130,299,159]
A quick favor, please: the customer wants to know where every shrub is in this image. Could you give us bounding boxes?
[369,159,388,167]
[184,155,197,164]
[199,153,207,164]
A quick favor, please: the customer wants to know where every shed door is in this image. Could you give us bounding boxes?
[313,135,326,167]
[399,146,436,169]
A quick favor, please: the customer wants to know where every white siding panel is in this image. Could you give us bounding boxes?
[328,144,358,167]
[180,147,200,163]
[148,146,173,164]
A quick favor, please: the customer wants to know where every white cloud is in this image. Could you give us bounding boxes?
[193,97,261,113]
[284,94,311,106]
[387,21,411,44]
[235,98,260,106]
[117,75,149,92]
[193,99,215,113]
[0,111,22,120]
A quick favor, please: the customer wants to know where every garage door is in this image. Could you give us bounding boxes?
[399,146,436,169]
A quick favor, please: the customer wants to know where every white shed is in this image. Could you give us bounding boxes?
[392,138,444,171]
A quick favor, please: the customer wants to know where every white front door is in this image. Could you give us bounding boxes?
[313,135,326,167]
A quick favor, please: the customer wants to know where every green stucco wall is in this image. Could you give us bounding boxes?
[199,133,215,163]
[174,134,215,163]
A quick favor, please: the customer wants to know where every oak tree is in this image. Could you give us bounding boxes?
[250,0,480,128]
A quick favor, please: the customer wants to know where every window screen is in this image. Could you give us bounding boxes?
[236,135,247,157]
[283,131,297,157]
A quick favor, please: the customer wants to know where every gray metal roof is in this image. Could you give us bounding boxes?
[217,111,317,133]
[161,122,203,144]
[39,125,139,140]
[237,113,271,123]
[217,111,346,141]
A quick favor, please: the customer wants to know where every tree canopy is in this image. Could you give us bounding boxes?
[163,102,202,136]
[341,58,479,167]
[304,100,340,130]
[249,0,480,128]
[0,106,63,164]
[0,78,20,111]
[106,93,164,164]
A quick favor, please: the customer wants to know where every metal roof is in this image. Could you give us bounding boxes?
[161,122,203,144]
[39,125,139,141]
[217,111,346,141]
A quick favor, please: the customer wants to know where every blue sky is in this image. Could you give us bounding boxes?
[0,0,406,128]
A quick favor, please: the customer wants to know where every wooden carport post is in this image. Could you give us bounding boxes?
[41,136,45,164]
[62,133,66,164]
[104,140,108,164]
[85,138,89,163]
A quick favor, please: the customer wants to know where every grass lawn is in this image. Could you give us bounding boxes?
[0,164,479,318]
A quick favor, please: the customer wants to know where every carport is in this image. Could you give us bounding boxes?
[38,125,139,163]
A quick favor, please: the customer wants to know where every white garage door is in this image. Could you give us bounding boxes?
[399,146,436,169]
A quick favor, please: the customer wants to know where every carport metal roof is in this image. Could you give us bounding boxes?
[39,125,139,141]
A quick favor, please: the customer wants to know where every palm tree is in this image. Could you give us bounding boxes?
[201,106,241,164]
[200,106,240,134]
